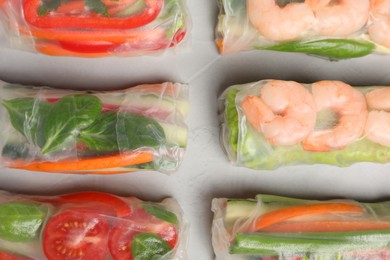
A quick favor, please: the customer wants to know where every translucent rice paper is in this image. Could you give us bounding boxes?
[0,0,190,57]
[0,81,189,174]
[212,194,390,260]
[219,79,390,170]
[216,0,390,59]
[0,190,188,259]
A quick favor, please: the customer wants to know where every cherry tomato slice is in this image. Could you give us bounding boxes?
[0,252,32,260]
[108,208,178,260]
[59,192,132,217]
[43,210,110,260]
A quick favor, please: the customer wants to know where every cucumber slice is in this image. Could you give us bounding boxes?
[225,199,257,224]
[160,122,187,147]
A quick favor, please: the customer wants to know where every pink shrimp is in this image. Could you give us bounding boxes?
[303,81,368,152]
[307,0,370,37]
[241,80,316,146]
[246,0,315,42]
[368,0,390,48]
[365,88,390,147]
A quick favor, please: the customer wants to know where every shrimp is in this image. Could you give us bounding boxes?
[365,88,390,147]
[307,0,370,37]
[365,111,390,147]
[366,87,390,110]
[246,0,315,42]
[303,81,368,152]
[241,80,316,146]
[368,0,390,48]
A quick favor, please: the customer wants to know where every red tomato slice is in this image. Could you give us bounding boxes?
[43,210,110,260]
[59,192,132,217]
[0,252,32,260]
[108,208,178,260]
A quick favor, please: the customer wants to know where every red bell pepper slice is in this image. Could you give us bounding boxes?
[23,0,163,29]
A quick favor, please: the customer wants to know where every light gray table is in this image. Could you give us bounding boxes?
[2,1,390,259]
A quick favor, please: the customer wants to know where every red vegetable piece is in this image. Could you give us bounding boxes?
[23,0,164,29]
[57,40,121,53]
[0,252,32,260]
[43,210,110,260]
[108,208,178,260]
[59,192,132,217]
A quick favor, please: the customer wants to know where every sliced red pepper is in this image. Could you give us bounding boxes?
[58,192,132,217]
[23,0,163,29]
[58,40,121,53]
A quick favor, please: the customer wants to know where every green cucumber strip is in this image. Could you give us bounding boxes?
[115,0,145,17]
[256,39,375,59]
[160,122,187,147]
[231,230,390,256]
[142,204,178,224]
[225,199,257,224]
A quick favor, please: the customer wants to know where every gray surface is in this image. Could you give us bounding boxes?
[2,0,390,259]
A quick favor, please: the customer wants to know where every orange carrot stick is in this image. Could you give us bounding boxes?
[260,220,390,233]
[10,151,153,172]
[255,203,364,230]
[215,38,223,52]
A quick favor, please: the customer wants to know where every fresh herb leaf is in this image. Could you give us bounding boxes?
[79,111,119,152]
[2,143,31,160]
[84,0,109,16]
[131,233,172,260]
[3,98,52,147]
[41,95,102,154]
[38,0,62,16]
[143,204,178,224]
[116,113,166,150]
[0,202,46,242]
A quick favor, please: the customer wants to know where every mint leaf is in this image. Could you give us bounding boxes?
[0,202,46,242]
[116,113,166,150]
[41,95,102,154]
[79,111,119,152]
[38,0,62,16]
[131,233,172,260]
[143,204,178,224]
[3,98,52,147]
[84,0,109,16]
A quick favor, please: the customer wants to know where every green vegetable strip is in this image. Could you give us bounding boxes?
[256,39,375,60]
[231,230,390,256]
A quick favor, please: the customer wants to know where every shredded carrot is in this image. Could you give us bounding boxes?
[260,220,390,233]
[255,203,364,230]
[11,151,153,173]
[216,38,223,52]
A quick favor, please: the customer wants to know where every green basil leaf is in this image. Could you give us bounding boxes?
[143,204,178,224]
[84,0,109,16]
[257,39,375,59]
[41,95,102,154]
[3,98,52,147]
[79,111,119,152]
[131,233,172,260]
[116,113,166,150]
[0,202,46,242]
